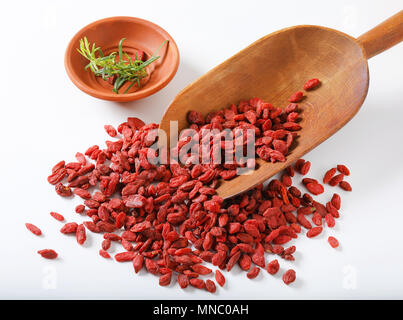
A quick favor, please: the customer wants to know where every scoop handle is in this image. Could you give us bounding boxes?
[357,10,403,59]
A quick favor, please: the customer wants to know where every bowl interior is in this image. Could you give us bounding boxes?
[65,17,179,101]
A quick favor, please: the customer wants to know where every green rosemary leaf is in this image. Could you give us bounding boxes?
[96,47,104,58]
[78,37,167,94]
[114,76,127,94]
[118,38,126,62]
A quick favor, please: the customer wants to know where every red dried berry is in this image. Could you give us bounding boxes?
[306,182,324,195]
[159,272,172,286]
[300,161,311,175]
[331,193,341,210]
[83,221,100,233]
[215,270,225,287]
[38,249,58,259]
[205,279,217,293]
[294,159,305,172]
[121,239,133,251]
[329,174,344,186]
[339,181,352,191]
[306,226,323,238]
[115,251,136,262]
[75,204,85,214]
[288,91,304,102]
[328,236,339,248]
[282,269,296,285]
[104,125,117,137]
[247,267,261,279]
[133,254,144,273]
[283,245,296,255]
[76,224,86,245]
[187,111,204,125]
[337,164,350,176]
[102,239,111,251]
[323,168,337,184]
[325,214,335,228]
[55,183,73,197]
[303,78,320,90]
[191,264,212,275]
[99,249,111,259]
[73,188,91,200]
[25,223,42,236]
[47,168,67,185]
[50,212,64,221]
[52,160,65,173]
[177,274,189,289]
[144,258,159,274]
[297,214,312,229]
[312,212,322,226]
[60,222,78,234]
[190,278,205,289]
[266,259,280,275]
[326,202,340,218]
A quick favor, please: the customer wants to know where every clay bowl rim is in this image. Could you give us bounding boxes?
[64,16,180,102]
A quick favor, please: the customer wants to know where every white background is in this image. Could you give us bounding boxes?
[0,0,402,300]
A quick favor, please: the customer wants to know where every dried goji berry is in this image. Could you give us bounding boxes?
[115,251,136,262]
[104,125,117,137]
[50,212,64,221]
[303,78,320,90]
[337,164,350,176]
[331,193,341,210]
[102,239,111,251]
[282,269,296,285]
[76,224,86,245]
[159,272,172,286]
[38,249,58,259]
[328,236,339,248]
[288,91,304,102]
[55,183,72,197]
[175,275,188,290]
[60,222,78,234]
[306,226,323,238]
[323,168,337,184]
[25,223,42,236]
[306,182,324,195]
[205,279,217,293]
[133,254,144,273]
[215,270,225,287]
[312,212,322,226]
[190,278,205,289]
[329,174,344,186]
[267,259,280,275]
[297,214,312,229]
[99,249,111,259]
[325,214,335,228]
[247,267,261,279]
[191,264,212,275]
[300,161,311,175]
[75,204,85,213]
[339,181,352,191]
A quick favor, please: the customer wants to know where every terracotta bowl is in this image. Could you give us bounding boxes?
[65,16,180,102]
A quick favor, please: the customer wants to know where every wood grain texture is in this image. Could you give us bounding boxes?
[160,12,402,199]
[357,10,403,59]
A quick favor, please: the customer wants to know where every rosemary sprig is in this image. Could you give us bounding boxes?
[77,37,168,94]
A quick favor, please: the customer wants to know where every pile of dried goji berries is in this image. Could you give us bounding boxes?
[27,78,353,291]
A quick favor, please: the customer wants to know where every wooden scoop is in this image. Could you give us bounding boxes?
[160,11,403,199]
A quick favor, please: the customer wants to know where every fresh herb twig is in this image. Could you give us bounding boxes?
[77,37,168,94]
